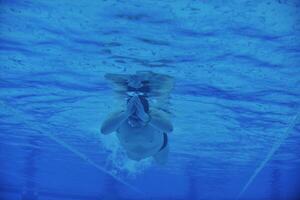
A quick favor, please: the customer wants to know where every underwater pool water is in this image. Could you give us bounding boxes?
[0,0,300,199]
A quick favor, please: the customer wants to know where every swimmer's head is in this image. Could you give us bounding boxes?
[127,75,142,88]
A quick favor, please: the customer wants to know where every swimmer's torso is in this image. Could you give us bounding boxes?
[116,119,163,160]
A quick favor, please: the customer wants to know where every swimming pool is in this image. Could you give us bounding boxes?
[1,0,300,199]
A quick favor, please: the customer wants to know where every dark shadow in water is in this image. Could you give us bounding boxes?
[270,168,281,200]
[21,136,39,200]
[102,175,121,199]
[186,161,199,200]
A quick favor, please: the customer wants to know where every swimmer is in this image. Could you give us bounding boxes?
[101,72,173,164]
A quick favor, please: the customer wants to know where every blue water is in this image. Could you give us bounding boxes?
[1,0,300,199]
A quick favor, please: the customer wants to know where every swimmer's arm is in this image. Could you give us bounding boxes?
[101,97,136,134]
[148,109,173,133]
[100,111,128,134]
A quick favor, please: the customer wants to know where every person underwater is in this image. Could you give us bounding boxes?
[101,72,173,164]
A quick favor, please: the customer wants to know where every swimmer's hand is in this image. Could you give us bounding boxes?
[135,96,150,122]
[126,95,137,117]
